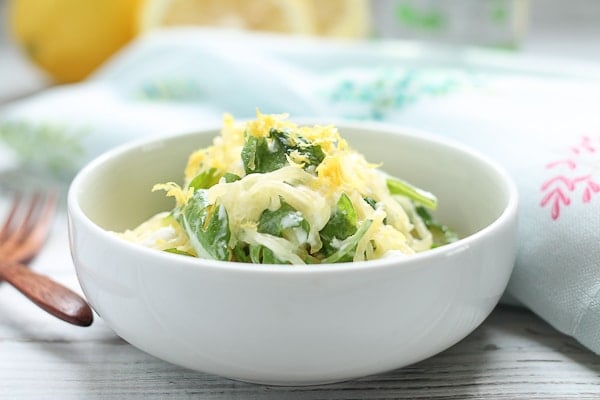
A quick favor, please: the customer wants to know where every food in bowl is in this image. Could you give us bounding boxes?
[68,121,518,385]
[121,112,457,264]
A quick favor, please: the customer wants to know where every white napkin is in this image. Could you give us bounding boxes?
[2,28,600,353]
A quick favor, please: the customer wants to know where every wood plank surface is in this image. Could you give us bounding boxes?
[1,304,599,399]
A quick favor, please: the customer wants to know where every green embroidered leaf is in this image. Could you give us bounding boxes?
[329,69,475,120]
[0,120,88,175]
[137,78,204,102]
[395,4,444,30]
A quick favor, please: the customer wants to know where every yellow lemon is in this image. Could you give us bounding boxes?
[138,0,370,38]
[9,0,370,83]
[9,0,141,83]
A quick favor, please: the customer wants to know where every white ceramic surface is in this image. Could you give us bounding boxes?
[67,123,518,385]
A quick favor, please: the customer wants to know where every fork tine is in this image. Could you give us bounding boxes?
[0,193,40,254]
[10,191,58,264]
[0,192,22,242]
[0,192,42,255]
[0,191,58,264]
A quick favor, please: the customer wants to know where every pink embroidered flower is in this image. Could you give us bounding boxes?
[541,136,600,220]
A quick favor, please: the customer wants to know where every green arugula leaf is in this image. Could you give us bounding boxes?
[319,193,358,257]
[248,244,289,264]
[270,129,325,170]
[178,190,231,261]
[387,177,437,210]
[364,196,378,210]
[242,239,335,264]
[258,198,308,237]
[232,242,251,262]
[223,172,241,183]
[249,244,262,263]
[415,205,459,247]
[188,167,220,190]
[241,129,326,175]
[163,248,195,257]
[261,246,287,264]
[241,133,287,174]
[321,219,373,263]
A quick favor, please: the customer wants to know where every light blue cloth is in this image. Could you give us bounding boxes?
[2,28,600,353]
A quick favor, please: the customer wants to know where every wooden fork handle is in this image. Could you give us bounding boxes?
[0,261,94,327]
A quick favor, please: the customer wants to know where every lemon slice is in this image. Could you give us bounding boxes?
[138,0,314,34]
[308,0,370,38]
[138,0,370,38]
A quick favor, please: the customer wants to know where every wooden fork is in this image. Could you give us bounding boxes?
[0,191,93,327]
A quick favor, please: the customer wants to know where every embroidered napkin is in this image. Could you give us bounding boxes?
[1,28,599,353]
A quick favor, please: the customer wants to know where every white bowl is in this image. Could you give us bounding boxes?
[68,122,518,385]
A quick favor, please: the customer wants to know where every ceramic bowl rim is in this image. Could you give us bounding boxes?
[68,121,519,276]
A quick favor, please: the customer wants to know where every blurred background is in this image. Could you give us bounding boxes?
[0,0,599,104]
